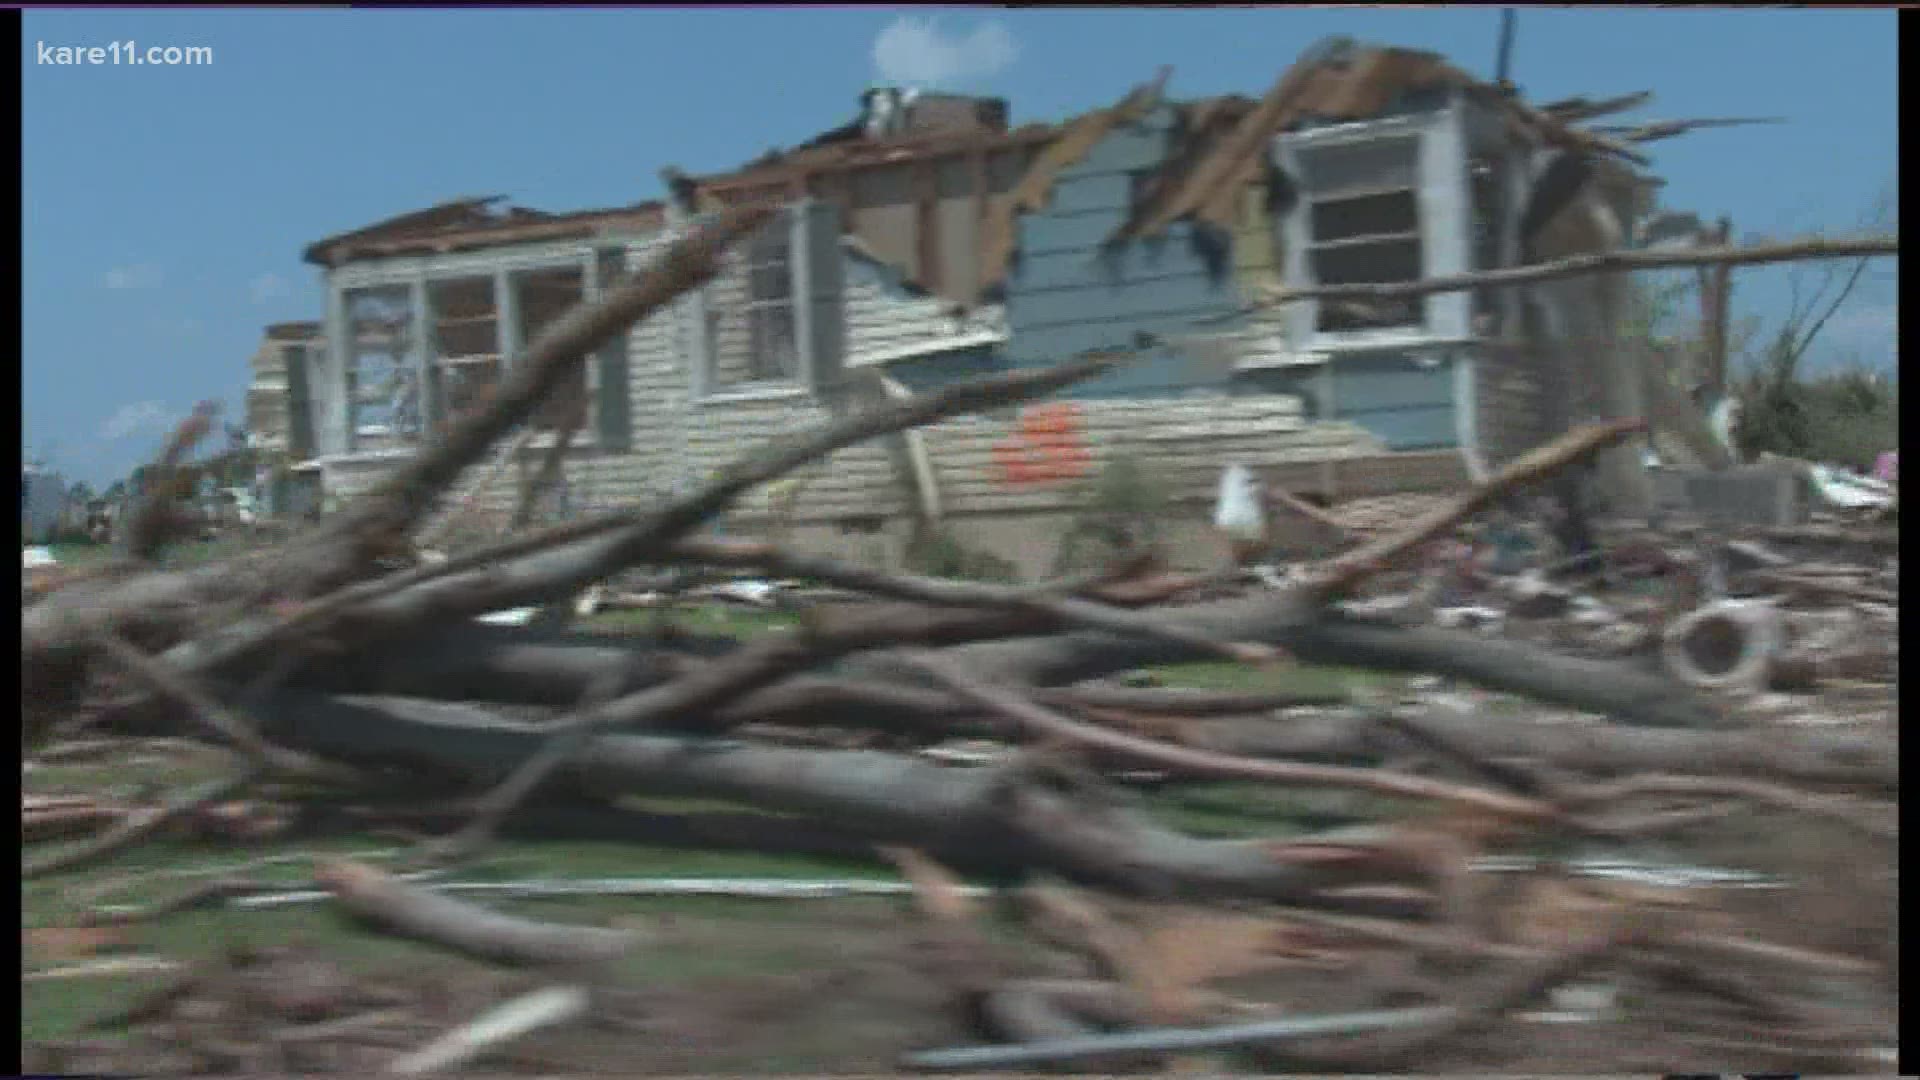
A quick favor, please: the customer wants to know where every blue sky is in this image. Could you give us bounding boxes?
[23,7,1899,486]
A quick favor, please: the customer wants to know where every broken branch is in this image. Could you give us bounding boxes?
[1199,235,1900,324]
[1303,419,1646,599]
[313,858,636,967]
[906,651,1562,824]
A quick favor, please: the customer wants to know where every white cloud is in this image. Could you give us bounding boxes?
[103,263,164,290]
[98,400,175,441]
[872,14,1017,89]
[249,272,290,305]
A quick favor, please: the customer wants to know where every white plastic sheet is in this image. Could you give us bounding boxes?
[1212,463,1264,543]
[1808,463,1895,510]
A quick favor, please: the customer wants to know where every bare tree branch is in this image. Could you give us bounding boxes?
[23,769,258,880]
[905,651,1564,824]
[93,634,358,786]
[1196,236,1899,326]
[666,537,1281,665]
[1301,420,1645,599]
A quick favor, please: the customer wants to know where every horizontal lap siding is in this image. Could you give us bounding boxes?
[1327,351,1459,451]
[684,393,905,521]
[917,398,1384,517]
[1004,105,1258,398]
[842,256,1009,364]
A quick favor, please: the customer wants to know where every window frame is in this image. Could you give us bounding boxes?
[1273,102,1473,353]
[319,234,653,460]
[738,221,801,386]
[496,261,605,448]
[688,201,841,406]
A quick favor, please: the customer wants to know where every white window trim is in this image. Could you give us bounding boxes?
[692,385,812,407]
[330,238,610,289]
[691,204,831,402]
[332,234,653,454]
[846,328,1009,370]
[498,246,640,451]
[340,287,426,451]
[1275,103,1471,354]
[740,227,801,385]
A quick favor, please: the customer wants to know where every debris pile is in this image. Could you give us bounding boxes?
[21,207,1897,1074]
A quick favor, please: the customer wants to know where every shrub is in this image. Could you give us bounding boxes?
[903,526,1020,583]
[1050,455,1175,576]
[1734,357,1898,470]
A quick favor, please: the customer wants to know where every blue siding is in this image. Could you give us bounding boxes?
[999,102,1253,400]
[1011,227,1228,290]
[1013,211,1137,257]
[853,98,1465,450]
[1328,352,1457,450]
[1040,172,1141,216]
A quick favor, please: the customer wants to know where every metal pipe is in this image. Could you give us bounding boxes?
[903,1004,1459,1071]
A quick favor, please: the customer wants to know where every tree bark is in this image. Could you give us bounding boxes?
[1174,704,1896,794]
[255,690,1435,908]
[854,597,1725,729]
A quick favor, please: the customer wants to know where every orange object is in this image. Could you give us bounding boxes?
[997,403,1091,485]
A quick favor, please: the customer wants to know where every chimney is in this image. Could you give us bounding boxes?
[904,94,1009,135]
[862,87,908,139]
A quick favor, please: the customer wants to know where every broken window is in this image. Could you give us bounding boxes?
[513,266,592,434]
[344,287,422,449]
[427,276,502,437]
[1296,135,1425,332]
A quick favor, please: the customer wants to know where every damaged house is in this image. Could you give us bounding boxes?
[277,39,1700,577]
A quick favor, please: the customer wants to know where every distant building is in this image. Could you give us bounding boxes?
[22,465,68,543]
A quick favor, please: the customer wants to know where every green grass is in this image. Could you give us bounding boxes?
[40,535,263,569]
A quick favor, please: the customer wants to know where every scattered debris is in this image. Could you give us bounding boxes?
[1661,598,1785,693]
[19,187,1895,1076]
[387,985,590,1075]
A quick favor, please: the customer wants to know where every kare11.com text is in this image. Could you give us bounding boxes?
[36,40,214,67]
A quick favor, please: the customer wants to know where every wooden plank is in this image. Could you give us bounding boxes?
[969,148,989,302]
[915,160,941,297]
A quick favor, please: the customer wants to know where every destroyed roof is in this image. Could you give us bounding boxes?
[304,195,665,267]
[304,40,1665,296]
[993,42,1663,281]
[1113,39,1653,245]
[693,120,1057,197]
